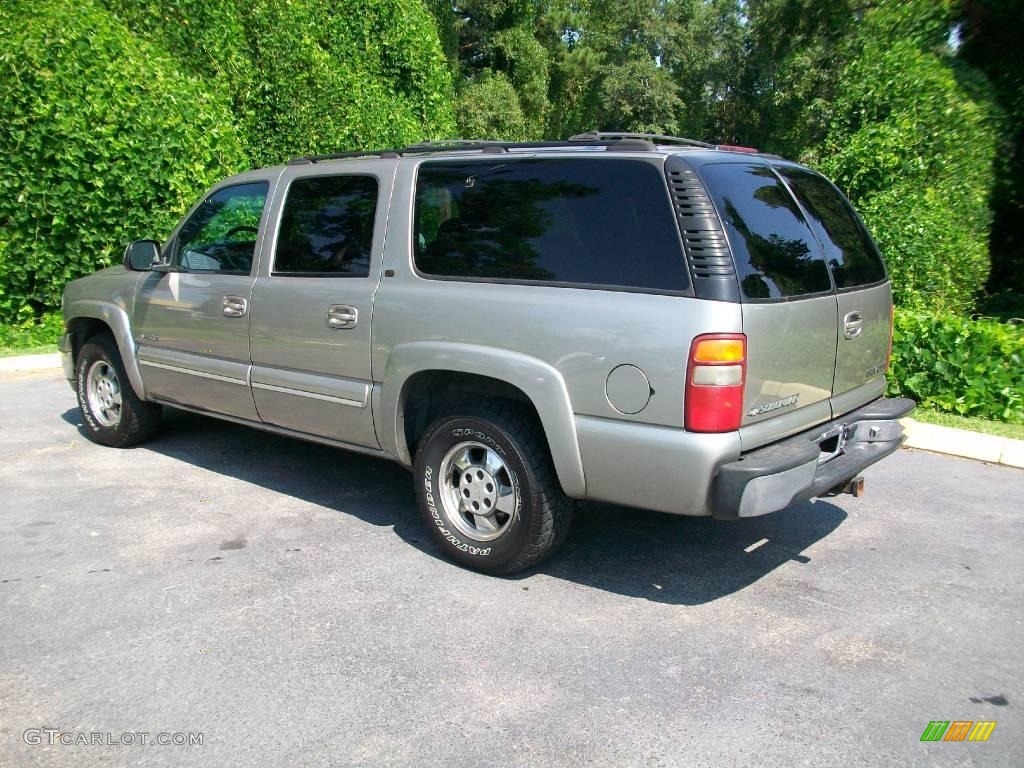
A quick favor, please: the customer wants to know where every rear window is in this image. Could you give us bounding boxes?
[776,167,886,289]
[700,163,832,300]
[413,158,689,292]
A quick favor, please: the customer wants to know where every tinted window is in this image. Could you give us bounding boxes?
[174,182,268,274]
[776,167,886,288]
[700,163,832,300]
[414,158,688,291]
[274,175,378,276]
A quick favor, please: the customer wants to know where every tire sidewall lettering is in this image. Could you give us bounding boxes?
[77,359,101,433]
[422,464,492,557]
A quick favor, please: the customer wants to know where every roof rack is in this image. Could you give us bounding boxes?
[286,137,659,165]
[570,131,715,149]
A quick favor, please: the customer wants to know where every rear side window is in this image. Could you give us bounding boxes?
[413,158,689,292]
[700,163,832,300]
[776,167,887,289]
[274,175,378,276]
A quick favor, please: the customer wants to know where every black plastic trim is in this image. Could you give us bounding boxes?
[663,154,740,302]
[711,396,916,519]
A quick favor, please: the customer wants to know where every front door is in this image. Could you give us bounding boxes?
[134,180,271,419]
[248,167,391,448]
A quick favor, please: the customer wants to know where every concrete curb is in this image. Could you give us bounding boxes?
[900,417,1024,469]
[0,353,62,372]
[0,352,1020,469]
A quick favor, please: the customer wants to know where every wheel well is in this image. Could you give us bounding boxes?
[66,317,113,367]
[401,371,543,458]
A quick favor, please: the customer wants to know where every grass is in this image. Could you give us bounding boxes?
[0,343,58,358]
[910,409,1024,441]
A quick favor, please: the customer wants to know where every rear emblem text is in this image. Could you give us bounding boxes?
[748,394,799,417]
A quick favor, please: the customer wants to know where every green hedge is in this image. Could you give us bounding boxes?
[887,310,1024,423]
[0,0,246,325]
[811,0,1001,315]
[104,0,456,166]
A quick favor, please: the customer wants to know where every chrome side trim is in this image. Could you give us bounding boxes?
[139,360,248,386]
[250,381,366,408]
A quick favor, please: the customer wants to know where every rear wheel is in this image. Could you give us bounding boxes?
[75,335,162,447]
[414,402,573,574]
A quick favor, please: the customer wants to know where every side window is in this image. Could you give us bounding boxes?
[700,163,832,300]
[273,175,379,276]
[776,167,887,289]
[413,158,689,292]
[173,182,268,274]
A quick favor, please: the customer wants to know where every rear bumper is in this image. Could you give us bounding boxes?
[711,396,915,519]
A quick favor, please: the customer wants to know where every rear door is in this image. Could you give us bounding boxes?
[696,161,838,435]
[775,166,891,417]
[247,164,392,448]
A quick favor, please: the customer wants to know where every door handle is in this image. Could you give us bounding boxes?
[327,304,358,329]
[223,296,248,318]
[843,310,863,340]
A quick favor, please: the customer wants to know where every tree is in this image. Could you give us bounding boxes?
[808,0,1001,313]
[961,0,1024,308]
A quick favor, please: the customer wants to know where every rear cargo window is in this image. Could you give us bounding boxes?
[700,163,832,300]
[413,158,689,292]
[776,167,886,289]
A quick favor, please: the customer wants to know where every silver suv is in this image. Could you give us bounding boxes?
[60,133,914,574]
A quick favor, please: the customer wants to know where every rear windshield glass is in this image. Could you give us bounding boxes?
[413,158,689,292]
[700,163,832,300]
[776,167,887,289]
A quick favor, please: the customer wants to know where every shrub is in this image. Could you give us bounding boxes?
[0,0,246,325]
[887,310,1024,423]
[104,0,457,166]
[457,71,530,141]
[0,313,63,350]
[808,0,1001,314]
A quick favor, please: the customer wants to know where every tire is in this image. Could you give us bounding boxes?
[75,334,162,447]
[414,401,574,574]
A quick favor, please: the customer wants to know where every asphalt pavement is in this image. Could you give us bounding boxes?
[1,369,1021,767]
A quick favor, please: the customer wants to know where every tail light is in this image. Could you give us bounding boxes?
[885,305,895,372]
[685,333,747,432]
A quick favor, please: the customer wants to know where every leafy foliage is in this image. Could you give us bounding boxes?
[0,0,246,325]
[887,310,1024,423]
[0,0,456,326]
[0,312,63,349]
[103,0,456,166]
[457,72,531,140]
[806,0,1001,314]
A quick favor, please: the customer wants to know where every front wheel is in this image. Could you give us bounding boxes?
[75,335,162,447]
[414,402,573,574]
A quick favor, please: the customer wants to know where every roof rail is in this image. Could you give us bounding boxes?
[570,131,715,149]
[284,136,660,165]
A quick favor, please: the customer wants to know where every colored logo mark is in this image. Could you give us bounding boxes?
[920,720,997,742]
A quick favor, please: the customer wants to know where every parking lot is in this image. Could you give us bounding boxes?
[1,368,1021,767]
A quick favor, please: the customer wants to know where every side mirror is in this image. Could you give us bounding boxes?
[123,240,162,271]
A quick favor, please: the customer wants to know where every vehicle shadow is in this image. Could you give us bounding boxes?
[61,407,847,606]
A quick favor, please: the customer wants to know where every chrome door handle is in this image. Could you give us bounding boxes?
[843,310,863,340]
[223,296,248,318]
[327,304,358,329]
